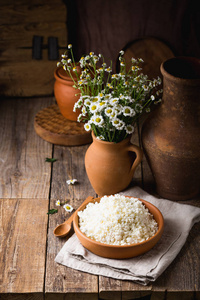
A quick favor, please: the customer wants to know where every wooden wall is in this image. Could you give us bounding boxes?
[1,0,199,97]
[67,0,200,66]
[0,0,67,97]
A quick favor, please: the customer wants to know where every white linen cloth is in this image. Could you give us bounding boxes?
[55,187,200,285]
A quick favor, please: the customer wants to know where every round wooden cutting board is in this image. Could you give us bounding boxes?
[34,104,92,146]
[122,37,174,79]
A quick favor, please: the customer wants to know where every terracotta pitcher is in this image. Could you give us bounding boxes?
[54,66,81,121]
[85,132,143,196]
[142,56,200,200]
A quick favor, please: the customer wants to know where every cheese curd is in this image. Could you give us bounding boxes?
[78,194,158,245]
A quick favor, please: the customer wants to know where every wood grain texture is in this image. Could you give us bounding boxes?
[0,2,66,24]
[70,0,200,69]
[1,97,200,299]
[0,0,67,96]
[0,98,53,199]
[0,294,44,300]
[45,143,98,297]
[0,198,48,294]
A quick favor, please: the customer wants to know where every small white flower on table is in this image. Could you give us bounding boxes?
[63,204,74,213]
[66,179,78,185]
[55,200,61,206]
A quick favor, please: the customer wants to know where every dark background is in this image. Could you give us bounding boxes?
[66,0,200,62]
[0,0,200,97]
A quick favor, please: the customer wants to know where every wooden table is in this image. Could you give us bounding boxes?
[0,97,200,300]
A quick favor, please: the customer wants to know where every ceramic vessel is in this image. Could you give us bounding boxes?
[85,132,143,196]
[54,66,81,121]
[142,56,200,200]
[73,196,164,259]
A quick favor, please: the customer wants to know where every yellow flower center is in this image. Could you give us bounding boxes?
[96,117,101,123]
[91,105,97,110]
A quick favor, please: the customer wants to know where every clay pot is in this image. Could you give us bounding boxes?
[54,66,81,121]
[85,132,143,196]
[142,56,200,200]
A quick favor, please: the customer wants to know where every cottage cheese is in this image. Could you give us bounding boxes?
[78,194,158,245]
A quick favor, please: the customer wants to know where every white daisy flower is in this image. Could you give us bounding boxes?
[105,67,112,73]
[56,200,61,206]
[99,100,106,107]
[63,204,74,213]
[84,99,91,107]
[93,115,104,126]
[98,92,104,98]
[78,80,84,86]
[77,114,83,122]
[110,98,119,105]
[112,117,121,128]
[66,179,78,185]
[123,106,134,116]
[91,96,99,102]
[107,83,113,89]
[81,106,87,115]
[131,58,137,63]
[105,107,114,117]
[105,94,112,100]
[84,122,91,131]
[125,124,134,134]
[116,120,125,130]
[73,102,79,112]
[135,103,143,113]
[142,84,149,92]
[89,103,98,114]
[96,135,105,140]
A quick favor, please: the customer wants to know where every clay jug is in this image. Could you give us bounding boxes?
[85,132,143,196]
[142,57,200,200]
[54,66,81,121]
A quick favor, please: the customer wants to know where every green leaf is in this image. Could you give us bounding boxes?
[47,209,58,215]
[45,158,57,163]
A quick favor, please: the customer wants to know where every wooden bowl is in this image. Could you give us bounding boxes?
[73,196,164,259]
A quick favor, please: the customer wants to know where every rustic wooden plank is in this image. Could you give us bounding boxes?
[0,22,67,48]
[0,56,58,97]
[0,293,44,300]
[45,144,98,299]
[0,98,53,198]
[0,0,67,97]
[45,293,98,300]
[0,198,48,294]
[0,2,67,24]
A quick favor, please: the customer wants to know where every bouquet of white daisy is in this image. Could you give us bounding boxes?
[57,45,162,143]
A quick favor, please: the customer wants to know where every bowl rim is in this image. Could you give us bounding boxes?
[73,196,164,249]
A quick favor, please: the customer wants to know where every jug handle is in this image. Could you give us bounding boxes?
[127,144,143,174]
